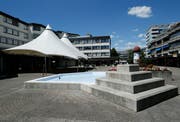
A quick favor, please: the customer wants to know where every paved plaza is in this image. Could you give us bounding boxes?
[0,67,180,122]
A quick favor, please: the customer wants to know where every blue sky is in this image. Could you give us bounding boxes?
[0,0,180,51]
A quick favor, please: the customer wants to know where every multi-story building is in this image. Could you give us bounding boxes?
[146,24,170,57]
[55,31,79,38]
[0,11,30,49]
[0,11,111,59]
[69,34,111,59]
[29,23,46,40]
[118,50,128,60]
[0,11,79,77]
[148,22,180,58]
[0,11,112,77]
[0,11,79,50]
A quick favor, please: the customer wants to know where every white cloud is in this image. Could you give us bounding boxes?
[138,33,145,38]
[114,43,119,46]
[110,34,115,38]
[128,6,152,18]
[110,32,120,39]
[112,38,125,51]
[112,32,116,34]
[140,38,146,42]
[132,28,139,32]
[117,40,124,43]
[125,41,146,50]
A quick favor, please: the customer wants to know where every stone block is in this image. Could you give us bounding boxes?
[106,71,152,82]
[96,77,165,93]
[117,64,139,72]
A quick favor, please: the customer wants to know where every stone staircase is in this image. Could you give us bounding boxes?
[81,64,178,112]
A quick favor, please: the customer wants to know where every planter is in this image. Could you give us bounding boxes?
[151,70,172,82]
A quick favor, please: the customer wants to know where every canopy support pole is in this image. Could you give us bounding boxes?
[44,56,47,76]
[77,59,79,72]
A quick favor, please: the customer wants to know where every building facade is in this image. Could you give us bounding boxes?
[69,35,111,59]
[0,12,30,49]
[0,11,79,77]
[0,11,111,59]
[148,22,180,58]
[146,24,170,57]
[0,11,112,77]
[0,11,79,50]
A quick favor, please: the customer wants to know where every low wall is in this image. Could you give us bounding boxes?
[151,70,172,82]
[24,82,81,90]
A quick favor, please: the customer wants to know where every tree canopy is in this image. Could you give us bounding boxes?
[111,48,119,57]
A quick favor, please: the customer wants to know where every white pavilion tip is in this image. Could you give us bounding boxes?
[62,33,68,38]
[46,24,52,30]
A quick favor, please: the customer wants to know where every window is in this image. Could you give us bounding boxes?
[84,53,92,57]
[7,18,12,24]
[76,47,83,51]
[3,27,20,36]
[7,28,13,34]
[33,34,40,39]
[84,46,92,50]
[3,17,19,26]
[3,17,7,22]
[92,53,101,57]
[12,19,18,26]
[24,33,28,39]
[13,30,19,36]
[24,25,28,30]
[14,39,18,45]
[84,40,88,44]
[101,45,109,49]
[93,39,101,43]
[170,31,180,38]
[3,27,7,33]
[19,41,25,45]
[85,53,92,57]
[88,40,92,44]
[0,37,6,43]
[101,52,110,56]
[74,40,80,44]
[101,39,109,43]
[7,38,13,44]
[92,46,101,50]
[33,26,41,31]
[80,40,84,44]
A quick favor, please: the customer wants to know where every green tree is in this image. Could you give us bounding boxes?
[139,50,152,67]
[127,49,133,64]
[111,48,119,57]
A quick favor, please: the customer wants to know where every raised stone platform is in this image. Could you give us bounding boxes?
[82,64,178,112]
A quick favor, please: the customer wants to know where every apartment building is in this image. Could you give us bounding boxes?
[0,12,29,49]
[0,11,80,50]
[69,35,111,58]
[0,11,112,77]
[146,24,170,57]
[148,22,180,58]
[0,11,79,77]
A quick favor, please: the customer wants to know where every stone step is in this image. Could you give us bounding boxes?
[106,71,152,82]
[117,64,139,72]
[81,84,178,112]
[96,77,165,93]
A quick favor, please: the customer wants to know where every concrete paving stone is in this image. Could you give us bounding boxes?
[0,68,180,121]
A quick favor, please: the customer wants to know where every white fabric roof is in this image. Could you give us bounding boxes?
[61,33,88,59]
[4,25,80,60]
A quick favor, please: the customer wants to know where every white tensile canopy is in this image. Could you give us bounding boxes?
[61,33,88,59]
[4,25,82,60]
